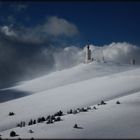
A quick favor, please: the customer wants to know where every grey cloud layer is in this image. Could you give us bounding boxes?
[0,16,79,45]
[0,40,139,88]
[44,16,79,37]
[90,42,140,64]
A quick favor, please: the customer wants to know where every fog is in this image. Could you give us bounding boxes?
[0,39,140,89]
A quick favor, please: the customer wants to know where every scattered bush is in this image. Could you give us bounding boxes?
[9,112,15,116]
[18,121,26,127]
[67,109,73,114]
[10,131,17,137]
[78,107,87,112]
[29,129,34,133]
[41,117,45,122]
[22,121,25,127]
[93,106,97,110]
[82,107,88,112]
[73,109,78,114]
[17,123,20,127]
[37,116,46,123]
[37,118,41,123]
[73,124,78,128]
[54,116,61,122]
[28,119,33,126]
[46,115,51,121]
[100,100,106,105]
[86,106,91,110]
[33,120,36,124]
[54,110,63,116]
[46,119,53,124]
[50,115,55,121]
[97,100,106,105]
[116,101,120,104]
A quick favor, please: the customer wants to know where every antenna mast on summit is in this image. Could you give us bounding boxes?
[100,47,105,63]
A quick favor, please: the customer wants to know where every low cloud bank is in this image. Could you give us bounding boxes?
[89,42,140,64]
[0,41,139,88]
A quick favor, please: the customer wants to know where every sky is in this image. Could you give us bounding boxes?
[0,1,140,46]
[0,1,140,88]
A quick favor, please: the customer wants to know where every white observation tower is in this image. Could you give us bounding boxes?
[85,45,93,63]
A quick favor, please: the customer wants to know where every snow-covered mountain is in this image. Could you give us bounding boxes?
[0,61,140,139]
[8,61,136,93]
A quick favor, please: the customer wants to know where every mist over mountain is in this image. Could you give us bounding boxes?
[0,33,139,89]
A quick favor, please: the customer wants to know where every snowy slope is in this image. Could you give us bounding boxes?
[8,61,136,93]
[1,91,140,139]
[0,62,140,138]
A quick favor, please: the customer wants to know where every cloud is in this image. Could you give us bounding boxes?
[52,46,83,70]
[40,42,140,74]
[1,26,17,37]
[0,16,79,45]
[43,16,79,37]
[0,41,139,89]
[0,16,79,88]
[87,42,140,64]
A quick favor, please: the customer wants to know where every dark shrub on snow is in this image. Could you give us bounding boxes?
[101,100,106,105]
[33,120,36,124]
[37,118,41,123]
[81,107,88,112]
[46,119,53,124]
[73,124,78,128]
[50,115,55,120]
[9,112,15,116]
[116,101,120,104]
[54,110,63,116]
[73,110,78,114]
[93,106,97,110]
[67,109,73,114]
[37,117,45,123]
[46,115,51,120]
[86,106,91,110]
[17,123,20,127]
[28,119,33,125]
[29,129,34,133]
[41,117,45,122]
[54,116,61,122]
[22,121,25,127]
[10,131,17,137]
[18,121,25,127]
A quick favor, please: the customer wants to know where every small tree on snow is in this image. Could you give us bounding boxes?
[73,123,78,128]
[10,131,17,137]
[116,101,120,104]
